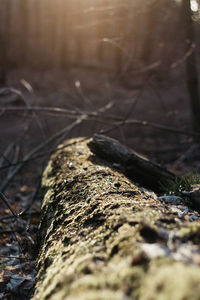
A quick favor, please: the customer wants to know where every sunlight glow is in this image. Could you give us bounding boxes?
[190,0,199,12]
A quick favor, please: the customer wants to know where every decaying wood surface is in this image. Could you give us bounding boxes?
[88,134,176,192]
[33,137,200,300]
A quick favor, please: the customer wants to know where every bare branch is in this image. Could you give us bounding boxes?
[0,101,114,192]
[0,192,17,218]
[0,116,86,193]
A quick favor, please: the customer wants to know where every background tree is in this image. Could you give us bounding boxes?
[140,1,162,65]
[20,0,29,64]
[182,0,200,131]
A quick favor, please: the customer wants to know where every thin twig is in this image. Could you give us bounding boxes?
[0,104,115,118]
[0,115,86,193]
[0,152,46,171]
[174,144,200,166]
[124,119,200,137]
[0,211,40,222]
[0,143,14,167]
[171,43,196,69]
[7,144,20,179]
[75,80,93,108]
[95,118,200,138]
[0,192,17,217]
[19,171,42,217]
[0,101,114,192]
[0,105,82,116]
[0,192,25,255]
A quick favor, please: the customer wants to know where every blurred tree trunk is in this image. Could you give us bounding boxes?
[61,1,69,68]
[34,1,43,68]
[182,0,200,131]
[140,1,161,64]
[0,31,6,86]
[20,0,29,64]
[0,0,11,85]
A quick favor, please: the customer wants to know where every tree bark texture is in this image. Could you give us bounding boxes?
[33,137,200,300]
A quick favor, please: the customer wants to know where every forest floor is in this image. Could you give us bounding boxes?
[0,67,200,299]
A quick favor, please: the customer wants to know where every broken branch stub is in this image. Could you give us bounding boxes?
[33,137,200,300]
[88,134,176,192]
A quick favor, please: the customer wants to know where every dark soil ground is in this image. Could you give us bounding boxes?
[0,67,200,299]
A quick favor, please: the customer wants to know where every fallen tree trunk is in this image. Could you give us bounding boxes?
[33,137,200,300]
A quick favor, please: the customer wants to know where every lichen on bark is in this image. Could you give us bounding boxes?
[33,138,200,300]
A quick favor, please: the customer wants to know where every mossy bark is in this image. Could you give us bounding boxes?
[33,138,200,300]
